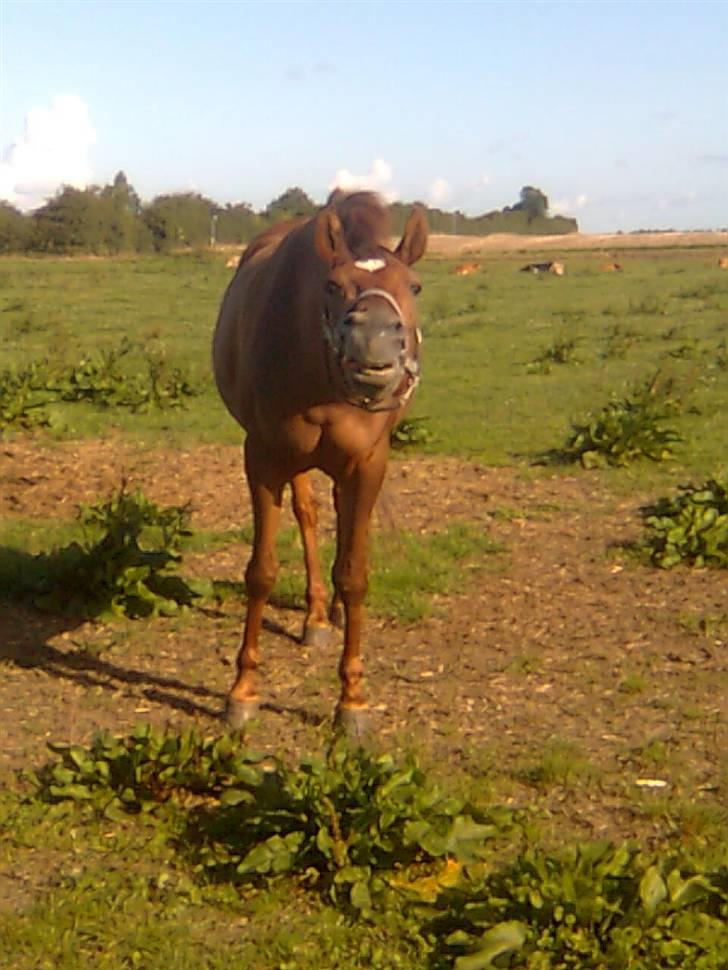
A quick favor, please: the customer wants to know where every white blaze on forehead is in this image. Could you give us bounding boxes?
[354,258,386,272]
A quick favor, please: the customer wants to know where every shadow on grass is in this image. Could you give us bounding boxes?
[529,448,578,467]
[507,446,577,467]
[0,548,325,729]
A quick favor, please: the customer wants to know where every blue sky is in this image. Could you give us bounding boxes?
[1,0,726,232]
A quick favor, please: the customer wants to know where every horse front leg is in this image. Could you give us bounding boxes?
[226,442,284,729]
[291,472,332,647]
[331,456,387,736]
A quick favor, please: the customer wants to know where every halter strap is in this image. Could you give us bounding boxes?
[355,287,405,321]
[322,286,421,412]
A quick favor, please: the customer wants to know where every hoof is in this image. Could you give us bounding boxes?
[302,623,334,647]
[334,705,371,741]
[224,696,260,730]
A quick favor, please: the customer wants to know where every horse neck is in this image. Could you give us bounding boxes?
[260,222,331,399]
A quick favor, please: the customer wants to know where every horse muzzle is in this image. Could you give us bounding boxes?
[331,291,414,407]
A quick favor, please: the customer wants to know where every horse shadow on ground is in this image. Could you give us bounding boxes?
[0,597,325,730]
[0,601,224,720]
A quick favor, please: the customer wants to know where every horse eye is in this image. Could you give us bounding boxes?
[326,280,343,297]
[410,282,422,296]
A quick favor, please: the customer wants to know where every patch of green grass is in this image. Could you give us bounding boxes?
[0,338,202,437]
[628,295,670,315]
[1,250,726,479]
[2,726,727,970]
[517,737,601,789]
[0,508,500,627]
[630,789,728,853]
[525,334,581,373]
[618,672,649,695]
[632,737,671,769]
[0,840,421,970]
[601,321,644,359]
[501,652,543,675]
[677,611,728,640]
[267,522,501,624]
[486,502,558,522]
[0,517,87,555]
[369,523,501,623]
[414,253,728,477]
[0,254,234,446]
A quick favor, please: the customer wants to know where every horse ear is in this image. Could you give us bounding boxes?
[394,205,428,266]
[314,206,352,267]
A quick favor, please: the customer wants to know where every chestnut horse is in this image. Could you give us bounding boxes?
[213,192,428,734]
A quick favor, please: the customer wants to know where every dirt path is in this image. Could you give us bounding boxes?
[1,440,725,843]
[426,229,728,255]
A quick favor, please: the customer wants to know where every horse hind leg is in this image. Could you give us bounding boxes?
[291,472,334,647]
[226,445,283,729]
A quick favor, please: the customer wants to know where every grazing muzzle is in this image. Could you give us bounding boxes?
[324,288,421,411]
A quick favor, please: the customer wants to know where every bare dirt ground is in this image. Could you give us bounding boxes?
[1,439,726,844]
[218,230,728,266]
[426,230,728,257]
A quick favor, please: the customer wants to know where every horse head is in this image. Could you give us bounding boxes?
[314,201,428,411]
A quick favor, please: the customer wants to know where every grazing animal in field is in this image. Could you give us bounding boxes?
[600,261,622,272]
[718,256,728,269]
[212,192,428,734]
[520,261,565,276]
[453,261,480,276]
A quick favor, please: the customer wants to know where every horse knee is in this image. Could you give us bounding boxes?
[245,554,278,600]
[333,570,368,606]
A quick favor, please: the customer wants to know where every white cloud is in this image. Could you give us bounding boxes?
[552,193,589,215]
[329,158,398,202]
[428,177,452,207]
[658,190,699,211]
[0,94,96,211]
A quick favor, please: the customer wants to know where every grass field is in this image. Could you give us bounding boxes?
[1,247,727,968]
[2,248,726,477]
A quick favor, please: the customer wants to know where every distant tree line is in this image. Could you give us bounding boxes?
[0,175,577,255]
[391,186,577,238]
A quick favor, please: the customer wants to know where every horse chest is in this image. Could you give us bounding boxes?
[257,407,392,469]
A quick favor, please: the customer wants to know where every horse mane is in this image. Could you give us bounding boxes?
[325,190,392,257]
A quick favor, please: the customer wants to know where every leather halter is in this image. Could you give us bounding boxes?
[323,287,422,412]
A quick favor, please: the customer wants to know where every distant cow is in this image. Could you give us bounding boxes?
[453,261,480,276]
[520,261,565,276]
[600,261,623,272]
[718,256,728,269]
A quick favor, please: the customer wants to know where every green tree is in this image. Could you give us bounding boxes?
[30,182,152,254]
[142,192,217,250]
[264,186,316,223]
[31,186,109,253]
[0,201,30,252]
[103,171,142,215]
[100,171,152,252]
[514,185,549,221]
[215,202,263,244]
